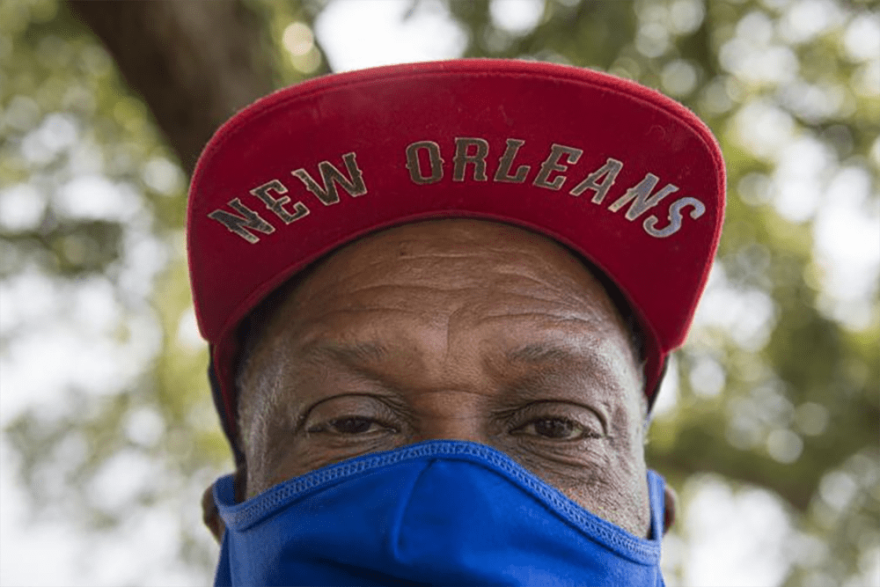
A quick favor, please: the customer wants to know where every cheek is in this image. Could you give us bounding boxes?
[507,443,610,500]
[562,451,650,537]
[245,434,329,498]
[520,408,648,535]
[597,419,650,535]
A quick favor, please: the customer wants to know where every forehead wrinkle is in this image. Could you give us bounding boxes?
[304,280,599,318]
[373,236,596,284]
[327,246,582,280]
[324,265,558,288]
[294,307,445,336]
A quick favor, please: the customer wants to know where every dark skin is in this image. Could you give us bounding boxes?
[202,219,676,541]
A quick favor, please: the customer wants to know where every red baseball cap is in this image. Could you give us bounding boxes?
[187,59,725,457]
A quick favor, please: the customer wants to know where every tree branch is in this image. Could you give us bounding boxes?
[67,0,276,173]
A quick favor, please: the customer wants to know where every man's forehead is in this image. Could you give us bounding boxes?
[282,219,616,311]
[242,222,640,398]
[296,219,593,284]
[251,221,621,349]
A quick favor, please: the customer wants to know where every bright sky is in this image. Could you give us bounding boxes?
[1,0,878,586]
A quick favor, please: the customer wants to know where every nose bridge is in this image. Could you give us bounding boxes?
[408,389,487,444]
[407,310,493,444]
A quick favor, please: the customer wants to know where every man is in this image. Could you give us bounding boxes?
[187,59,725,585]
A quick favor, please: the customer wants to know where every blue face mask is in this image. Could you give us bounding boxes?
[213,440,666,586]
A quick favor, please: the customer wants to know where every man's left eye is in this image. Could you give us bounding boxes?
[513,418,589,440]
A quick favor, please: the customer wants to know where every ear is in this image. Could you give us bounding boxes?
[663,484,677,534]
[202,466,248,543]
[201,482,225,543]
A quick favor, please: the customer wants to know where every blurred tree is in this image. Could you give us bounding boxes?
[68,1,276,172]
[1,0,877,585]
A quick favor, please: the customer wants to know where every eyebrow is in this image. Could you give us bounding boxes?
[299,340,390,368]
[505,342,597,366]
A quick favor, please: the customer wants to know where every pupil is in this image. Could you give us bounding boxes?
[534,419,572,438]
[333,417,372,434]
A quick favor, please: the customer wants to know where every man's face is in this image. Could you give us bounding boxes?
[236,219,651,536]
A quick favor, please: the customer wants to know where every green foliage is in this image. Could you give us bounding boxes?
[2,0,877,584]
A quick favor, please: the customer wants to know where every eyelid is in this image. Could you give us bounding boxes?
[307,415,398,435]
[502,400,607,437]
[511,417,602,440]
[302,393,405,433]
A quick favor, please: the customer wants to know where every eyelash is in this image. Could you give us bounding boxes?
[511,416,600,441]
[307,416,399,436]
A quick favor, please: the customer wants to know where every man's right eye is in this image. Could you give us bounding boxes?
[307,416,395,435]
